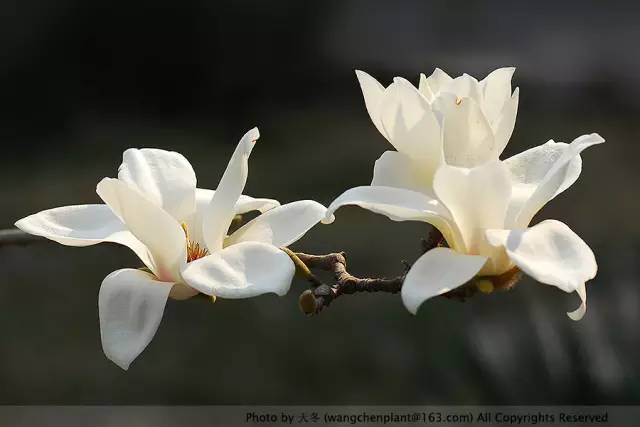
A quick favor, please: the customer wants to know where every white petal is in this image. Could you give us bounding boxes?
[441,96,497,167]
[118,148,197,221]
[505,141,581,196]
[195,188,279,215]
[418,68,453,101]
[355,70,388,138]
[184,188,279,248]
[446,74,483,104]
[492,87,519,155]
[181,241,295,298]
[324,185,464,251]
[202,128,259,252]
[504,139,581,226]
[480,67,515,123]
[418,73,432,101]
[99,268,173,370]
[15,204,153,269]
[514,133,604,227]
[371,151,437,194]
[487,221,593,321]
[227,200,326,247]
[567,282,587,321]
[433,161,511,253]
[379,78,441,159]
[485,220,597,294]
[401,247,487,314]
[235,194,280,214]
[97,178,186,282]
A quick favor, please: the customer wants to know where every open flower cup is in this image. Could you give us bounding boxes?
[16,128,327,369]
[326,68,603,320]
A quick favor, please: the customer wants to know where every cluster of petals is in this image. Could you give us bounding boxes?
[16,128,326,369]
[16,67,603,370]
[325,67,602,321]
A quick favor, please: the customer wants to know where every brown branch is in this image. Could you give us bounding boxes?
[286,250,407,315]
[2,228,522,315]
[285,227,522,316]
[286,227,446,315]
[0,229,45,246]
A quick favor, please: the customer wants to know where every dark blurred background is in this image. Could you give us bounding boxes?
[1,0,639,405]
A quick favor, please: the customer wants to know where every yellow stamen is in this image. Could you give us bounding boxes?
[455,97,462,105]
[181,222,209,262]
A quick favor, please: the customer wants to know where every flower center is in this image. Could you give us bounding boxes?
[181,223,209,262]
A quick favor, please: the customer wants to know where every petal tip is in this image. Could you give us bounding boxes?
[95,177,116,195]
[14,218,27,230]
[247,127,260,142]
[566,310,585,321]
[109,357,132,371]
[355,69,375,85]
[239,128,260,148]
[500,66,516,76]
[321,212,336,224]
[401,297,420,315]
[589,133,605,144]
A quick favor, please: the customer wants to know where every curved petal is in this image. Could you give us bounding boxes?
[379,77,441,160]
[196,188,279,215]
[418,68,453,101]
[567,282,587,321]
[202,128,259,252]
[118,148,197,221]
[441,96,497,167]
[184,188,279,248]
[401,247,487,314]
[503,141,582,227]
[485,220,597,294]
[235,194,281,214]
[355,70,388,138]
[324,185,464,251]
[480,67,515,123]
[227,200,326,247]
[504,140,581,225]
[97,178,186,282]
[99,268,173,370]
[492,87,519,156]
[15,204,153,269]
[505,141,582,196]
[514,133,604,227]
[433,161,511,251]
[181,241,295,298]
[371,151,436,194]
[486,220,594,322]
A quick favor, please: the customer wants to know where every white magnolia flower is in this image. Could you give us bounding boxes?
[356,67,519,192]
[16,128,326,369]
[328,69,603,319]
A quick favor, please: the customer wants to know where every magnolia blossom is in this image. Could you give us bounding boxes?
[16,128,326,369]
[356,67,519,187]
[326,68,603,320]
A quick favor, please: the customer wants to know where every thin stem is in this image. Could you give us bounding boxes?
[292,250,407,315]
[290,227,446,315]
[1,228,522,315]
[0,229,45,246]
